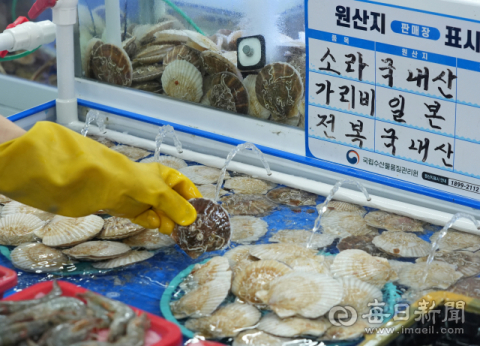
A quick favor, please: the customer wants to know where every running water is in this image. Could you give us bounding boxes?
[81,110,106,136]
[214,142,272,203]
[306,178,371,249]
[423,212,480,283]
[153,125,183,161]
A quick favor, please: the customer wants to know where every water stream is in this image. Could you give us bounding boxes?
[153,125,183,161]
[81,110,106,137]
[306,178,371,249]
[214,142,272,203]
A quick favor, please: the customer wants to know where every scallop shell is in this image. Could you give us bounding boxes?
[132,44,174,65]
[11,242,71,273]
[257,313,331,337]
[122,35,137,58]
[208,33,227,50]
[249,243,318,262]
[321,212,377,238]
[269,229,336,249]
[223,245,256,269]
[372,231,430,257]
[232,259,292,304]
[450,277,480,299]
[92,250,154,269]
[322,201,366,217]
[266,187,317,207]
[91,44,132,86]
[87,135,115,148]
[170,277,230,319]
[151,30,189,45]
[140,155,188,170]
[220,194,277,216]
[132,64,164,83]
[98,217,145,240]
[339,277,383,315]
[132,81,163,93]
[282,255,330,275]
[388,259,414,277]
[398,261,463,290]
[196,184,227,200]
[243,74,270,120]
[201,50,240,78]
[1,201,55,221]
[337,234,393,259]
[42,215,104,247]
[365,211,424,232]
[205,72,249,114]
[163,45,202,71]
[297,98,305,129]
[188,256,231,286]
[430,230,480,252]
[287,53,306,89]
[233,329,291,346]
[321,320,369,341]
[256,62,303,119]
[0,194,12,204]
[122,229,175,250]
[185,302,261,338]
[184,30,221,52]
[230,216,268,244]
[135,22,179,46]
[111,145,150,161]
[330,249,397,288]
[224,177,277,195]
[227,30,244,50]
[179,165,228,185]
[416,251,480,277]
[62,241,130,261]
[255,272,343,318]
[172,198,231,259]
[83,38,103,78]
[162,60,203,102]
[0,214,44,245]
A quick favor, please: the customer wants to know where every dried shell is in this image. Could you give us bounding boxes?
[224,245,256,269]
[170,277,230,319]
[151,30,189,45]
[339,277,383,315]
[133,44,174,65]
[132,64,164,83]
[266,187,317,207]
[205,72,249,114]
[416,251,480,277]
[184,30,220,52]
[430,230,480,252]
[123,229,175,250]
[398,261,463,290]
[257,313,331,337]
[255,272,343,318]
[196,184,227,200]
[62,241,130,261]
[230,216,268,244]
[91,44,132,86]
[249,243,318,262]
[179,165,228,185]
[330,249,397,288]
[282,255,330,275]
[111,145,150,161]
[233,329,291,346]
[321,212,377,238]
[322,320,369,341]
[256,62,303,119]
[132,81,163,93]
[172,198,231,259]
[201,51,240,78]
[322,201,366,217]
[163,45,202,71]
[450,277,480,299]
[84,38,103,78]
[243,75,270,120]
[1,201,55,221]
[365,211,424,232]
[221,194,277,216]
[338,234,393,259]
[372,231,431,257]
[0,214,44,245]
[185,302,261,338]
[140,155,188,170]
[92,250,154,269]
[98,217,145,240]
[232,259,292,304]
[161,60,203,103]
[224,177,276,195]
[269,229,336,249]
[42,215,104,247]
[11,242,71,273]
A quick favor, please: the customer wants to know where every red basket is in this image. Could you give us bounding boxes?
[2,281,182,346]
[0,265,17,299]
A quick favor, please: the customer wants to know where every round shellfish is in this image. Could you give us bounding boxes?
[282,255,330,275]
[230,216,268,244]
[269,229,336,249]
[416,251,480,277]
[0,213,44,246]
[220,194,277,216]
[204,72,249,114]
[111,145,151,161]
[140,155,188,171]
[321,212,377,238]
[266,187,317,207]
[372,231,431,257]
[11,242,71,273]
[1,201,55,222]
[223,245,256,269]
[398,261,463,290]
[337,234,393,259]
[179,165,229,185]
[172,198,231,259]
[257,313,331,338]
[430,230,480,252]
[91,43,133,86]
[62,241,130,261]
[243,74,270,120]
[196,184,227,200]
[92,250,154,269]
[163,45,202,71]
[97,217,145,240]
[322,200,366,217]
[338,277,383,315]
[132,64,164,83]
[233,329,291,346]
[365,211,424,232]
[122,229,175,250]
[201,50,240,77]
[223,177,277,195]
[184,30,221,52]
[161,60,203,103]
[249,243,318,262]
[42,215,104,248]
[186,256,231,286]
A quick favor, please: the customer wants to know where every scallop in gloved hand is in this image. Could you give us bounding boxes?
[172,198,231,259]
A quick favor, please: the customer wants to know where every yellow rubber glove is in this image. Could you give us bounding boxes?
[0,121,202,234]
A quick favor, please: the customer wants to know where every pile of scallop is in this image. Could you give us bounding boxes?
[81,15,306,128]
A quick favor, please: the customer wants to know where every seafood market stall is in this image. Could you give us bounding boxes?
[2,0,480,345]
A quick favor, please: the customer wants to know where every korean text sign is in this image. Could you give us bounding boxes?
[306,0,480,200]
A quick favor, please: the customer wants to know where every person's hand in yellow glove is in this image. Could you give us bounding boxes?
[0,118,202,235]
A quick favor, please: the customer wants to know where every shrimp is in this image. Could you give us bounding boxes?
[78,291,135,342]
[115,313,150,346]
[84,298,112,329]
[0,280,62,315]
[0,320,51,346]
[46,319,96,346]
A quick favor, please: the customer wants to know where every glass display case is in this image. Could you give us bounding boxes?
[76,0,306,129]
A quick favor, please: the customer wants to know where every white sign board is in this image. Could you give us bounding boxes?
[306,0,480,200]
